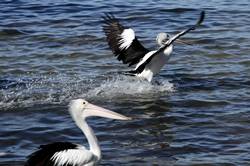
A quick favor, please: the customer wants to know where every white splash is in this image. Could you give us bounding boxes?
[0,74,93,110]
[0,74,174,110]
[85,75,174,99]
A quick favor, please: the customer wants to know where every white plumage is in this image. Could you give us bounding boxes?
[119,28,135,50]
[51,146,96,166]
[136,46,173,82]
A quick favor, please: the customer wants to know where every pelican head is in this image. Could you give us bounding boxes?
[69,99,131,121]
[156,32,192,47]
[156,32,170,46]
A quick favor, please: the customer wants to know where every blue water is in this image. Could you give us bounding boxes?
[0,0,250,165]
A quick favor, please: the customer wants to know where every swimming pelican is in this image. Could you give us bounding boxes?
[25,99,131,166]
[103,11,205,82]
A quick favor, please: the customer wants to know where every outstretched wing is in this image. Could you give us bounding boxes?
[25,142,96,166]
[133,11,205,74]
[102,13,149,67]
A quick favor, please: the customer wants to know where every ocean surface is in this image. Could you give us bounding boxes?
[0,0,250,165]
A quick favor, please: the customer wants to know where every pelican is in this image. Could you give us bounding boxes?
[25,99,131,166]
[103,11,205,82]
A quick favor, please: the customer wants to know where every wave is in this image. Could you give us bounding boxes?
[159,8,197,13]
[0,29,27,37]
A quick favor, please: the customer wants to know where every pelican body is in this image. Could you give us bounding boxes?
[103,11,205,82]
[135,36,174,82]
[25,99,131,166]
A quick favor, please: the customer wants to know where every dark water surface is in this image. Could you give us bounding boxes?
[0,0,250,165]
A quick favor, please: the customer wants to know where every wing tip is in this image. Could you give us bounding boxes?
[197,11,205,25]
[102,12,117,24]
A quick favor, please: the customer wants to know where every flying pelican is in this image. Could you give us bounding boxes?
[25,99,131,166]
[103,11,205,82]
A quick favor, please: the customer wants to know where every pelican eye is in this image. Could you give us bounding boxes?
[162,39,167,43]
[83,101,86,105]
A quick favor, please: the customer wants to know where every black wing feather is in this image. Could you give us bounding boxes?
[102,13,149,66]
[25,142,78,166]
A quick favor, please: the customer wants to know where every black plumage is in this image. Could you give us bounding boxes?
[102,13,149,67]
[25,142,78,166]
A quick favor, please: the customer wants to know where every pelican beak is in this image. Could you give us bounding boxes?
[84,103,131,120]
[175,39,193,45]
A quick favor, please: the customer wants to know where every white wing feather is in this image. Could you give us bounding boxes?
[119,28,135,50]
[134,50,157,70]
[51,146,97,166]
